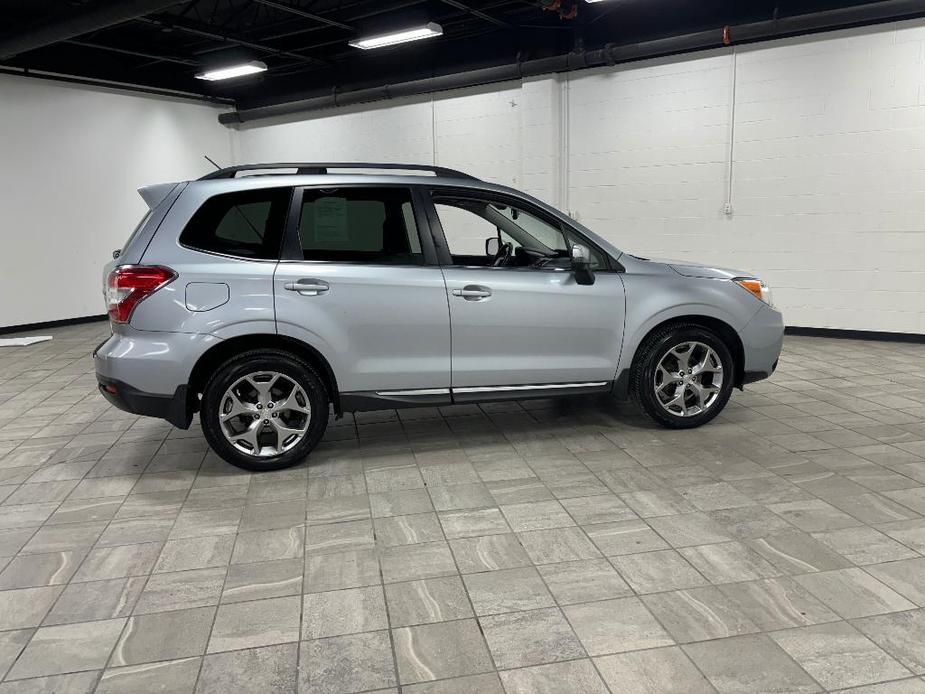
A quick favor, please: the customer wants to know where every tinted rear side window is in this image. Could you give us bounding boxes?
[298,187,423,264]
[180,188,291,259]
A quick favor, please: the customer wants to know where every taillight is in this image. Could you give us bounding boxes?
[106,265,176,323]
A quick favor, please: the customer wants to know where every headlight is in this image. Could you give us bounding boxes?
[733,278,773,307]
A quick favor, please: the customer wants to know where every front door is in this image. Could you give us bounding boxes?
[426,190,625,391]
[274,185,451,399]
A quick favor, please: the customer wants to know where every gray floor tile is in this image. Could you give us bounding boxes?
[480,606,584,669]
[8,617,126,679]
[537,558,633,604]
[304,548,380,592]
[393,619,494,684]
[449,533,532,573]
[854,609,925,675]
[646,512,734,547]
[401,672,503,694]
[745,530,855,574]
[2,327,924,694]
[0,585,63,629]
[385,576,473,626]
[43,576,145,625]
[517,527,602,564]
[0,671,99,693]
[222,557,302,603]
[380,541,457,583]
[97,656,201,694]
[155,534,234,573]
[231,526,304,564]
[111,607,214,666]
[464,567,554,616]
[565,596,674,655]
[594,646,714,694]
[0,629,31,680]
[771,621,911,690]
[795,568,917,618]
[683,633,821,694]
[499,659,609,694]
[611,549,709,594]
[302,586,387,639]
[134,567,225,614]
[0,550,83,589]
[679,541,782,583]
[374,512,445,546]
[207,595,301,653]
[866,558,925,606]
[196,643,297,694]
[642,587,759,642]
[301,631,397,692]
[717,577,839,630]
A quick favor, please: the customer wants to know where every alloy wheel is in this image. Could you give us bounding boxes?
[218,371,311,457]
[653,341,724,417]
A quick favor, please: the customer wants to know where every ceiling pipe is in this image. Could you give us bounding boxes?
[0,0,188,60]
[220,0,925,125]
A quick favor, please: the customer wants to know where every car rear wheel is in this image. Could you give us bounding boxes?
[632,324,734,429]
[201,350,328,471]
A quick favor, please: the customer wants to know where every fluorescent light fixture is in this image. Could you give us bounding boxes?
[349,22,443,50]
[195,60,267,81]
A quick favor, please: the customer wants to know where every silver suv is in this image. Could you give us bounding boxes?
[95,163,783,471]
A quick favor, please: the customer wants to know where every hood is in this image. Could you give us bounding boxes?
[644,258,752,280]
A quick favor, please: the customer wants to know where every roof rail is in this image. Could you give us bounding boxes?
[198,162,478,181]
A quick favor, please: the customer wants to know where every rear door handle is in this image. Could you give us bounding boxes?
[452,285,492,300]
[284,279,329,296]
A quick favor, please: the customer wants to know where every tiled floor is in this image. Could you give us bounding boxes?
[1,322,925,693]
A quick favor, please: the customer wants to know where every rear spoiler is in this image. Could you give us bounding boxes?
[138,182,182,210]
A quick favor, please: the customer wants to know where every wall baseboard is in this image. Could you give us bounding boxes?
[0,314,108,336]
[785,326,925,344]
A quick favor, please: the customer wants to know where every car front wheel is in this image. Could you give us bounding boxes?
[200,350,329,471]
[632,324,734,429]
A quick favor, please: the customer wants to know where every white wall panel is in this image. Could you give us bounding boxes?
[4,16,925,333]
[0,75,233,328]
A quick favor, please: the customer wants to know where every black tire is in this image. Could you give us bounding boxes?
[631,323,734,429]
[200,349,329,471]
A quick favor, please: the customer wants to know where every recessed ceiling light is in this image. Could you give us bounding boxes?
[195,60,267,81]
[349,22,443,50]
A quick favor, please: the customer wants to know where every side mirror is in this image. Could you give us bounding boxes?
[571,244,595,285]
[485,237,500,257]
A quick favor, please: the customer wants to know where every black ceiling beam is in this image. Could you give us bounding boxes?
[438,0,510,28]
[0,0,189,60]
[259,0,432,42]
[253,0,355,32]
[134,16,329,66]
[66,39,199,67]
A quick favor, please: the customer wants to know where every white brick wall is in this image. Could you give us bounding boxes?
[238,18,925,334]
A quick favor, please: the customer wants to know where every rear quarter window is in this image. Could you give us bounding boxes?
[180,188,291,259]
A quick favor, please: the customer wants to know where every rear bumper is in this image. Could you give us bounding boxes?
[93,328,213,429]
[97,376,192,429]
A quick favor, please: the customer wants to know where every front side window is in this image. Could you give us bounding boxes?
[180,188,290,259]
[433,195,606,270]
[298,187,423,264]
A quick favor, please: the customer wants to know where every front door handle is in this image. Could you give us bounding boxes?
[452,285,492,300]
[284,279,330,296]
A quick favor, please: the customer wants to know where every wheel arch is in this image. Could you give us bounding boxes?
[617,314,745,398]
[187,334,341,417]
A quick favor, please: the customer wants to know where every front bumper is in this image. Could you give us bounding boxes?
[97,375,192,429]
[739,303,785,385]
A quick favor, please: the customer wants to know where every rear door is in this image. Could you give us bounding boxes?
[424,188,626,392]
[273,185,451,399]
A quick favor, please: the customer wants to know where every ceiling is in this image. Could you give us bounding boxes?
[0,0,920,112]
